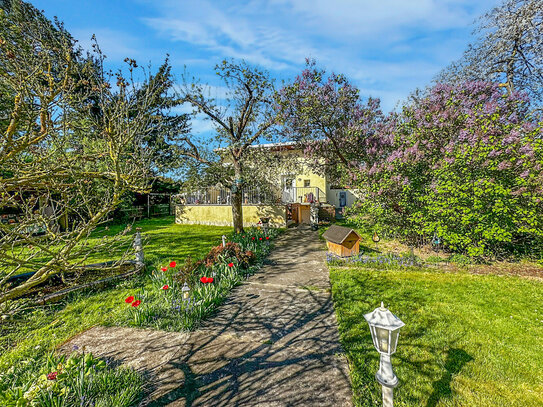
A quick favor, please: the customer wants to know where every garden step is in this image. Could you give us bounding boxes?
[59,326,191,378]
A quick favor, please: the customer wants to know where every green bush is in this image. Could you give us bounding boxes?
[425,255,445,264]
[352,82,543,257]
[448,253,472,266]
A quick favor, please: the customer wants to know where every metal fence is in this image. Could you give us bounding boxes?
[176,186,325,205]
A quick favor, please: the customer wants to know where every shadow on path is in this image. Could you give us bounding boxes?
[62,226,353,407]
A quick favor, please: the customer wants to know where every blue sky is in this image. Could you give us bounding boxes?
[33,0,500,132]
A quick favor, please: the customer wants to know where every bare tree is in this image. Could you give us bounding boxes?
[177,60,279,233]
[0,1,174,305]
[437,0,543,104]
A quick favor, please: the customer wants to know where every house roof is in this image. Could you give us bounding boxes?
[214,141,298,154]
[322,225,361,245]
[248,141,297,151]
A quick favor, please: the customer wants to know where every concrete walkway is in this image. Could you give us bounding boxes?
[62,226,352,406]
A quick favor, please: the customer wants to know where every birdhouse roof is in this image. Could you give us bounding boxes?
[322,225,361,245]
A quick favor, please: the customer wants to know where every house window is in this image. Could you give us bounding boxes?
[304,180,310,187]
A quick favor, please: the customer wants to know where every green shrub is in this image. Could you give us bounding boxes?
[448,253,472,266]
[351,82,543,257]
[425,255,445,264]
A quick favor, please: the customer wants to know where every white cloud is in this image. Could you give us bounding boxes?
[190,116,217,134]
[140,0,501,112]
[142,0,316,70]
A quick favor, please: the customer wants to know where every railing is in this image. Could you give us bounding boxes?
[175,186,325,205]
[175,187,282,205]
[286,187,324,204]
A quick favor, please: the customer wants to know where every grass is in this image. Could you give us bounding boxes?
[330,265,543,406]
[0,217,232,370]
[322,219,543,278]
[67,216,232,265]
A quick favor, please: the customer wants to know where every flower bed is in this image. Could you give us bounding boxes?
[326,252,424,269]
[0,349,142,406]
[118,227,279,331]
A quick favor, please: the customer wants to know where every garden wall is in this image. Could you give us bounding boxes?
[175,204,287,227]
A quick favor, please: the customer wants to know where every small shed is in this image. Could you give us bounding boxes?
[322,225,361,257]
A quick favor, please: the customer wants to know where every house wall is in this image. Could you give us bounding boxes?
[175,204,286,227]
[294,165,327,193]
[326,188,362,208]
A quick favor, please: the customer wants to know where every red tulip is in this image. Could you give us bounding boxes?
[132,300,141,307]
[161,267,167,272]
[200,276,207,283]
[162,285,169,290]
[228,262,234,267]
[266,236,269,240]
[47,372,58,381]
[252,237,255,240]
[207,277,214,283]
[169,261,177,268]
[125,296,135,303]
[259,237,262,240]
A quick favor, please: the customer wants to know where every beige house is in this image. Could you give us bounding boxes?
[175,142,358,227]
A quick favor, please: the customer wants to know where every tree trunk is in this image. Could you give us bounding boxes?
[232,159,244,233]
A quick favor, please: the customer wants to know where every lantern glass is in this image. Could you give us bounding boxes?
[182,282,190,300]
[372,326,401,355]
[375,326,390,353]
[364,303,405,355]
[389,328,400,354]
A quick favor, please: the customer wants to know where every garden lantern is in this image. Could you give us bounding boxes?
[133,227,144,264]
[364,302,405,407]
[432,233,441,249]
[309,203,319,231]
[182,282,190,301]
[372,231,380,251]
[260,217,270,234]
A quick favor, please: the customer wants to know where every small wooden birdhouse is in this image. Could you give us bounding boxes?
[322,225,361,257]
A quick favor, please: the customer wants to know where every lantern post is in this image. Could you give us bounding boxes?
[372,231,380,251]
[182,282,190,302]
[133,227,144,265]
[364,302,405,407]
[260,217,270,235]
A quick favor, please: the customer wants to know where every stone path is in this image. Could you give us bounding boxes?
[61,226,352,406]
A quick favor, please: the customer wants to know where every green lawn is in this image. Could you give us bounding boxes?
[330,266,543,407]
[89,216,231,263]
[0,217,232,370]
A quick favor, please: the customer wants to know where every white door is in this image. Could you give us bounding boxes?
[282,175,296,202]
